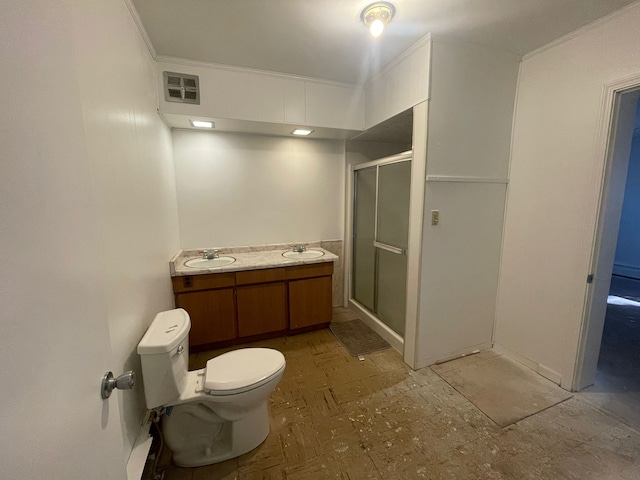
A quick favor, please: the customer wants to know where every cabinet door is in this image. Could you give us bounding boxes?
[236,282,287,337]
[175,289,236,347]
[289,276,332,330]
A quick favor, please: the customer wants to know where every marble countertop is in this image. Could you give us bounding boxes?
[170,243,338,277]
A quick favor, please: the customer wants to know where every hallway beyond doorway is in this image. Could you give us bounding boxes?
[581,275,640,430]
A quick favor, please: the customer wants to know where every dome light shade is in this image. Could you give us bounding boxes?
[361,2,395,38]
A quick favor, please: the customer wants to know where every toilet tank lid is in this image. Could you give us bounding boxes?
[137,308,191,354]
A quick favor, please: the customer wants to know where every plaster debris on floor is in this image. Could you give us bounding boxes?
[154,308,640,480]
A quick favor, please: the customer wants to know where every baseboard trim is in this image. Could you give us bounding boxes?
[612,264,640,280]
[493,343,563,386]
[415,342,493,370]
[126,419,153,480]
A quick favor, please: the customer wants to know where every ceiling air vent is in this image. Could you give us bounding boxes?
[163,71,200,105]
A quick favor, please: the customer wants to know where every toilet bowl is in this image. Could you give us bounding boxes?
[137,308,285,467]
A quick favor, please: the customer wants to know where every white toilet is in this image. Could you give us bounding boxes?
[137,308,286,467]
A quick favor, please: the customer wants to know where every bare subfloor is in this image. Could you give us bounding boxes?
[157,308,640,479]
[581,275,640,431]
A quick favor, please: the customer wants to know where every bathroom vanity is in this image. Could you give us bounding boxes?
[170,246,336,350]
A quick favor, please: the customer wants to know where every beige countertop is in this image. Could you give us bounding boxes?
[170,243,338,277]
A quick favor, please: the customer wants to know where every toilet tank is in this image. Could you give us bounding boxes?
[137,308,191,409]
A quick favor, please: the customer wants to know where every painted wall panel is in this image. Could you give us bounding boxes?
[411,39,518,368]
[157,60,364,131]
[416,183,507,366]
[0,3,125,476]
[71,1,181,458]
[283,78,306,125]
[305,81,365,130]
[173,130,345,248]
[495,3,640,386]
[260,75,286,123]
[364,39,431,129]
[426,40,520,178]
[0,0,179,477]
[227,71,259,120]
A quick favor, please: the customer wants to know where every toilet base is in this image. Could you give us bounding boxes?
[166,401,271,468]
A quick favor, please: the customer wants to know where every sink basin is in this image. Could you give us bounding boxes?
[282,249,325,259]
[185,256,236,268]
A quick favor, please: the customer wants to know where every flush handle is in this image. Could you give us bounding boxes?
[101,371,135,399]
[172,345,185,358]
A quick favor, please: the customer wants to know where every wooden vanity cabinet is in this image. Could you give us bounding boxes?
[236,283,287,336]
[172,261,333,349]
[288,276,333,330]
[175,289,236,346]
[236,267,287,337]
[172,272,236,347]
[286,262,333,330]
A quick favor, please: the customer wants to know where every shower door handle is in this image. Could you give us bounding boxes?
[373,241,406,255]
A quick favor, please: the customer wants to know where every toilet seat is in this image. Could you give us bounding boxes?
[204,348,285,396]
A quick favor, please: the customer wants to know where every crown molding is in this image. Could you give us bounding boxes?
[123,0,157,60]
[522,1,640,61]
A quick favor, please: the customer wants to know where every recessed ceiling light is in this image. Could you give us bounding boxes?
[291,129,314,136]
[190,120,215,128]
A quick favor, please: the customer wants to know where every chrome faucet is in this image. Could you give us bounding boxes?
[293,244,307,253]
[203,249,219,259]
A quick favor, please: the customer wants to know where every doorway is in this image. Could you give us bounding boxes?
[575,83,640,426]
[580,99,640,428]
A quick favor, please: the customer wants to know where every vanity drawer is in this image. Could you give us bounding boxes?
[235,267,286,286]
[172,272,236,292]
[285,262,333,280]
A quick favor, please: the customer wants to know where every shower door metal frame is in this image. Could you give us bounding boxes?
[351,151,412,326]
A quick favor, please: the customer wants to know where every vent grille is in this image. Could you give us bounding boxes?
[163,71,200,105]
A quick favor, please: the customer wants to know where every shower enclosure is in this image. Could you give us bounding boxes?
[351,152,412,339]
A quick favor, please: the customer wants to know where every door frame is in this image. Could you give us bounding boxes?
[572,73,640,391]
[349,151,413,353]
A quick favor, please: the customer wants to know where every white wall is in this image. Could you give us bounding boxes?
[414,39,519,367]
[364,37,431,129]
[0,2,180,477]
[70,1,181,456]
[425,40,520,179]
[172,130,345,248]
[495,3,640,387]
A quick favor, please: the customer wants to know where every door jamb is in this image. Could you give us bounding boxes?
[571,74,640,391]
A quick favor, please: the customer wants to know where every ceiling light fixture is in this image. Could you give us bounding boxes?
[291,129,314,136]
[361,2,395,38]
[189,120,214,128]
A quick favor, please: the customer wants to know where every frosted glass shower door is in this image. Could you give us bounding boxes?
[375,161,411,335]
[352,167,377,311]
[352,156,411,336]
